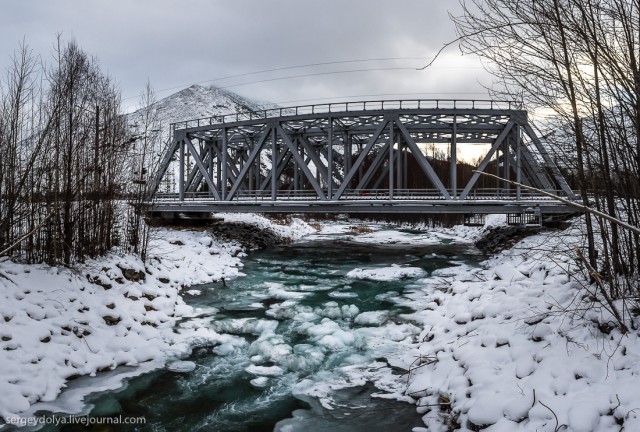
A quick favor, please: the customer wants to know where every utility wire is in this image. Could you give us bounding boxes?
[211,57,427,82]
[218,67,418,90]
[123,57,427,101]
[275,91,489,104]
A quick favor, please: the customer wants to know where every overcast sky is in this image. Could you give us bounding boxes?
[1,0,492,112]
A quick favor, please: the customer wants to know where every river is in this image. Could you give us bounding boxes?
[49,225,484,431]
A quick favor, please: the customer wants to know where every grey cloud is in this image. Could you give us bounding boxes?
[1,0,491,110]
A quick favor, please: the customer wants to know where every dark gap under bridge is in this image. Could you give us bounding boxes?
[145,100,578,220]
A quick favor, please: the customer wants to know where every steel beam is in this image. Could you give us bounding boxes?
[148,199,578,215]
[178,139,185,201]
[277,125,327,200]
[227,126,271,200]
[333,120,389,200]
[459,121,514,199]
[395,119,451,199]
[389,121,394,199]
[148,101,578,216]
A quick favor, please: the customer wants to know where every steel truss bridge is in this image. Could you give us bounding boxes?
[146,100,577,217]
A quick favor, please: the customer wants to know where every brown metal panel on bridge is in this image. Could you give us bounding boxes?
[146,100,578,216]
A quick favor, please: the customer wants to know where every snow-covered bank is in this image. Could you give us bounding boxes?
[4,213,638,431]
[0,214,313,423]
[306,216,640,431]
[392,220,640,432]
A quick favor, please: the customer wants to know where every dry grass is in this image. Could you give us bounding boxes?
[347,225,374,234]
[308,223,323,231]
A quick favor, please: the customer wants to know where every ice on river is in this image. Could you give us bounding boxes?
[167,361,197,373]
[346,264,425,281]
[6,216,637,432]
[350,228,461,245]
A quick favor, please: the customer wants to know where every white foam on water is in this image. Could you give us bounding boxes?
[212,318,279,336]
[250,377,270,388]
[328,291,358,299]
[167,361,197,373]
[346,264,425,281]
[265,282,308,300]
[245,365,285,377]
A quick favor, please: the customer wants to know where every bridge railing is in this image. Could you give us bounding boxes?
[153,188,568,202]
[171,99,520,131]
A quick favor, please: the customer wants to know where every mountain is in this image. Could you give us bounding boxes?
[125,84,278,193]
[127,84,277,141]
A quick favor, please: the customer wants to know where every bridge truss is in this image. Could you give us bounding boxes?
[147,100,577,215]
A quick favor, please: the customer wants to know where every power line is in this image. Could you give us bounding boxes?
[218,67,419,90]
[122,57,427,101]
[274,91,490,104]
[211,57,427,82]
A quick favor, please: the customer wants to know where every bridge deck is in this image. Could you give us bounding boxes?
[147,200,575,215]
[147,191,577,214]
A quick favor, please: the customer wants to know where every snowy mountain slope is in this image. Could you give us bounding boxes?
[124,85,278,192]
[127,84,278,140]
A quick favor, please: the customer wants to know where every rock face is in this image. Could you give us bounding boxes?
[116,264,146,282]
[475,225,547,254]
[208,222,288,250]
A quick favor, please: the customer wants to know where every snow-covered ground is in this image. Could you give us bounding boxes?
[0,214,313,424]
[2,214,639,432]
[297,217,640,431]
[386,220,639,432]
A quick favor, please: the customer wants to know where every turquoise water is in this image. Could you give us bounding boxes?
[47,228,483,432]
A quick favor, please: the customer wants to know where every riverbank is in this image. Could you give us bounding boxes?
[400,218,640,432]
[2,215,638,432]
[0,213,313,423]
[275,217,640,431]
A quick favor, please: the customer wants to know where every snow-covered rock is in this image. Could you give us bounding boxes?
[400,220,640,432]
[346,264,425,282]
[0,216,313,421]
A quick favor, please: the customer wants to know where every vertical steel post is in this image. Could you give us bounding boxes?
[256,150,261,195]
[505,135,511,195]
[315,154,319,189]
[222,128,228,200]
[345,133,352,191]
[357,142,363,186]
[271,126,277,200]
[389,121,394,199]
[248,151,253,192]
[516,125,521,200]
[403,143,408,191]
[328,118,333,199]
[216,141,221,193]
[396,129,402,193]
[253,137,260,194]
[179,139,185,201]
[451,115,457,198]
[208,143,214,197]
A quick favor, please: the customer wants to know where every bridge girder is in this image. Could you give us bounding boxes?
[147,101,576,215]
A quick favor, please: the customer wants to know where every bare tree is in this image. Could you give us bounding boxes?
[0,37,130,265]
[450,0,640,319]
[125,80,162,261]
